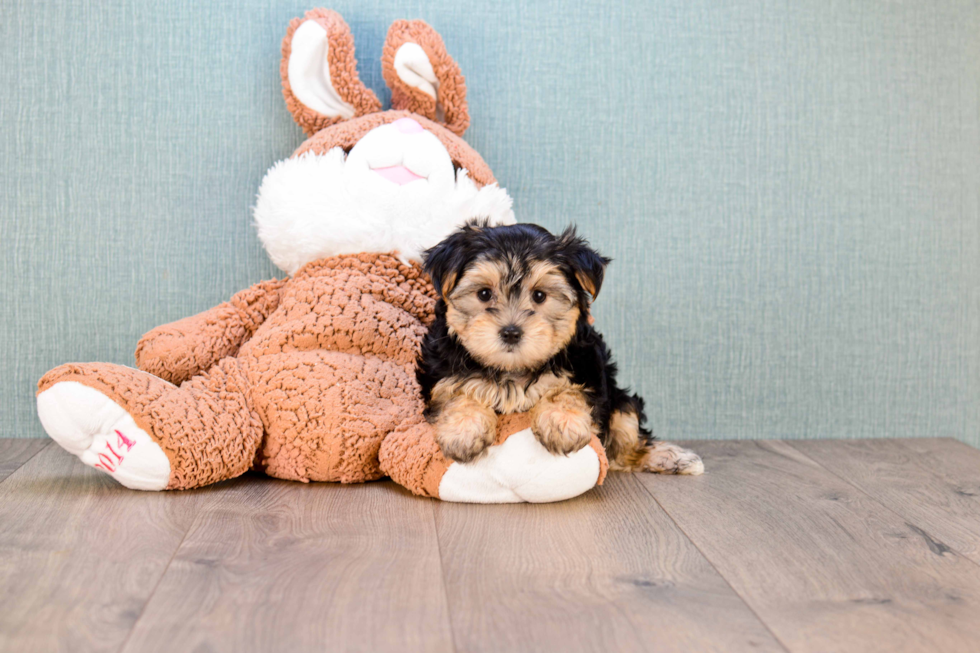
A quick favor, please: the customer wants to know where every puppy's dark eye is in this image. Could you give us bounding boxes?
[477,288,493,302]
[532,290,547,304]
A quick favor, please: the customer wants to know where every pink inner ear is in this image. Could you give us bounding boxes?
[373,165,426,185]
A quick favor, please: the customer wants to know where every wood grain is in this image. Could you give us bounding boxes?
[6,438,980,652]
[0,438,49,483]
[0,444,211,653]
[434,473,786,653]
[639,440,980,653]
[789,438,980,565]
[120,477,454,653]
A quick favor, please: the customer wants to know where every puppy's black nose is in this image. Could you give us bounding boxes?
[499,325,523,345]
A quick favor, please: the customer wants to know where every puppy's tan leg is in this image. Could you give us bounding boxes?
[607,409,704,475]
[530,386,597,455]
[434,396,498,463]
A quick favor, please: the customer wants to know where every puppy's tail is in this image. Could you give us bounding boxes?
[606,395,703,475]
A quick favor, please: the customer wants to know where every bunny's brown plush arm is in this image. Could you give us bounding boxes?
[135,278,287,385]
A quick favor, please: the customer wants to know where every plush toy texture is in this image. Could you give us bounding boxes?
[35,9,608,502]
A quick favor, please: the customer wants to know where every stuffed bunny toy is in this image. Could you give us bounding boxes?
[36,9,608,502]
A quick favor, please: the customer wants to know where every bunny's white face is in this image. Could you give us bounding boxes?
[254,118,514,276]
[344,117,456,192]
[254,10,515,276]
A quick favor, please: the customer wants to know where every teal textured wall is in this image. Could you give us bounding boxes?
[2,1,978,445]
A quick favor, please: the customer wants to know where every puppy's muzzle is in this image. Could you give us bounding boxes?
[499,325,523,345]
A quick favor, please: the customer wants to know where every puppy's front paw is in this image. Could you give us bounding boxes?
[434,399,497,463]
[436,418,496,463]
[531,390,596,456]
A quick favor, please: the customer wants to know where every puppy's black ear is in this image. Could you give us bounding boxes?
[423,234,463,299]
[557,226,610,300]
[423,220,485,299]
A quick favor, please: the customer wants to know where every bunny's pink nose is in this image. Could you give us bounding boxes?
[393,117,424,134]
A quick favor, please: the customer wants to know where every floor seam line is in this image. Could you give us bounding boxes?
[430,502,461,653]
[781,440,980,572]
[114,499,207,653]
[0,440,53,487]
[631,474,794,653]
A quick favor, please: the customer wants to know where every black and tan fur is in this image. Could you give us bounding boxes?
[417,221,703,475]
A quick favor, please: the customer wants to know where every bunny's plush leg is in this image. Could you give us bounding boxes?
[37,358,263,490]
[379,415,447,499]
[379,413,610,503]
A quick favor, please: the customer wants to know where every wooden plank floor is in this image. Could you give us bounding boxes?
[1,438,979,653]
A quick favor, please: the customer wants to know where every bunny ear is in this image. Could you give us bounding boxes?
[281,9,381,136]
[381,20,470,137]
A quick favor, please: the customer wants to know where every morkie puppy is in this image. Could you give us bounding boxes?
[417,220,704,475]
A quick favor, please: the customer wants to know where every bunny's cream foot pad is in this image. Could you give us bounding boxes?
[37,381,171,490]
[437,414,607,503]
